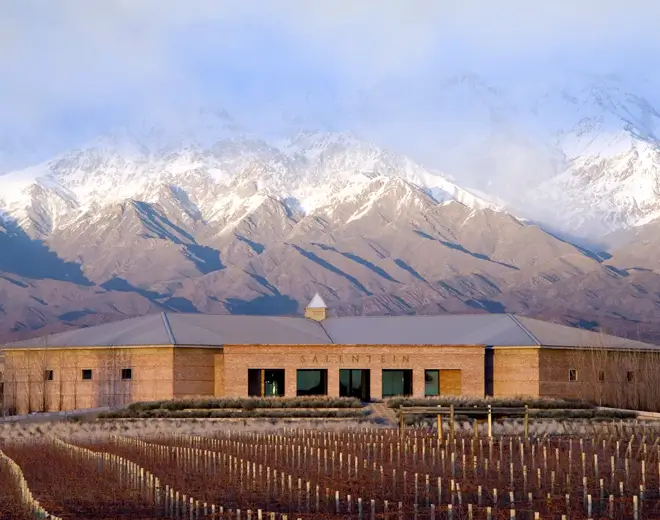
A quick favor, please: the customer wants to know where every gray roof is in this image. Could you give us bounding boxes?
[513,316,650,350]
[164,314,331,346]
[4,314,172,348]
[319,314,537,346]
[2,312,657,351]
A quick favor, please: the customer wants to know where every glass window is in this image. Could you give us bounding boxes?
[121,368,132,380]
[248,369,285,396]
[382,369,412,397]
[44,370,54,381]
[339,369,371,400]
[425,370,439,396]
[568,369,577,382]
[82,369,93,380]
[265,369,285,396]
[248,369,262,397]
[627,371,634,382]
[296,369,327,396]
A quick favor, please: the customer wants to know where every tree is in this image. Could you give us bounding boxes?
[5,356,19,415]
[58,351,65,412]
[28,349,52,412]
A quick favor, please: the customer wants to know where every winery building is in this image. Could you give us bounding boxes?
[1,295,659,414]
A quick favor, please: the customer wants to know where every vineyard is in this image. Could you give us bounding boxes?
[2,420,660,519]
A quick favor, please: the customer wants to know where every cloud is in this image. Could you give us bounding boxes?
[0,0,659,161]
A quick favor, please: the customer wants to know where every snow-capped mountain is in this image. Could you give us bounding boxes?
[5,73,659,241]
[518,77,660,236]
[343,72,660,239]
[0,109,497,237]
[2,81,660,345]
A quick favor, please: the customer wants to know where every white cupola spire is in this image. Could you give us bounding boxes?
[305,293,327,321]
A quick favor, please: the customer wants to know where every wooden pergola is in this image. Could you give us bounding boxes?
[397,404,531,442]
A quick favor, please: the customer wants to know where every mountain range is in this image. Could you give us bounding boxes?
[1,74,660,344]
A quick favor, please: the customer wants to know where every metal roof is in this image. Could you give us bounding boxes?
[1,311,657,351]
[3,314,171,348]
[320,314,536,346]
[165,314,332,346]
[514,316,653,350]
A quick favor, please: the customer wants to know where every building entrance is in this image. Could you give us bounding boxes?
[339,369,371,401]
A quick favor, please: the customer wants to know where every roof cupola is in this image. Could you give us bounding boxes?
[305,293,327,321]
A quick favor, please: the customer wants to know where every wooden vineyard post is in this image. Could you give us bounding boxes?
[524,405,530,439]
[438,414,443,442]
[449,404,455,445]
[488,405,493,439]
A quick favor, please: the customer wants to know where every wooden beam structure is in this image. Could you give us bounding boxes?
[397,404,531,440]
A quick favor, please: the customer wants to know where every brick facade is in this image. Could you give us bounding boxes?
[3,342,659,413]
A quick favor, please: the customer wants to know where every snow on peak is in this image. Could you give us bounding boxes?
[0,113,499,236]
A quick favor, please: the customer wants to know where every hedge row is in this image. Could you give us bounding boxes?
[100,408,369,419]
[127,396,363,412]
[387,396,596,410]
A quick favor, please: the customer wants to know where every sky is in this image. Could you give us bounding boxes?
[1,1,659,182]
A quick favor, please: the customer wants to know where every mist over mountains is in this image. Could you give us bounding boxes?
[1,71,660,344]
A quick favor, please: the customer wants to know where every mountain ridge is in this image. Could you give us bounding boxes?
[1,82,660,344]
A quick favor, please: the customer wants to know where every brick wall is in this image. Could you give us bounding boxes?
[492,347,540,397]
[2,346,174,414]
[213,353,225,396]
[173,348,222,398]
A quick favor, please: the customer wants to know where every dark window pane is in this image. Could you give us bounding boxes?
[82,369,93,380]
[264,369,285,396]
[339,370,350,397]
[382,370,412,397]
[297,369,327,396]
[484,347,494,397]
[425,370,439,396]
[121,368,132,380]
[339,369,371,400]
[248,369,262,397]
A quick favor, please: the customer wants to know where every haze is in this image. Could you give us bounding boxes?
[1,0,659,198]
